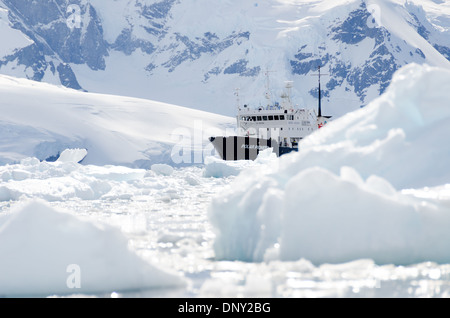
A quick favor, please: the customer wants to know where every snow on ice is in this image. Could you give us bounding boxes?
[210,63,450,265]
[56,148,87,163]
[151,164,174,176]
[0,200,185,296]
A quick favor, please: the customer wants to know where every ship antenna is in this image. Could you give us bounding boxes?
[311,65,329,117]
[264,69,276,106]
[235,88,240,110]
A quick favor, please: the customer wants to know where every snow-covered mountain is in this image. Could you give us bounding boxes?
[0,0,449,117]
[0,74,233,167]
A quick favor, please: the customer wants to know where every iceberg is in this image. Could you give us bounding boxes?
[209,64,450,265]
[0,200,185,296]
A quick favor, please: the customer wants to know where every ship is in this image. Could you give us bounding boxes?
[209,67,332,161]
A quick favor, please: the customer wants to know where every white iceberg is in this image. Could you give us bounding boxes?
[0,200,185,296]
[209,64,450,265]
[56,148,88,163]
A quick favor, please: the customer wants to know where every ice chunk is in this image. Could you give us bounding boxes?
[151,164,174,176]
[0,200,185,296]
[57,148,87,163]
[203,156,254,178]
[184,173,201,185]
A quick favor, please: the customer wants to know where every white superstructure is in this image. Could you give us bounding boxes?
[209,67,331,160]
[236,81,329,150]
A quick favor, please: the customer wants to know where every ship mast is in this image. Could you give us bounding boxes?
[264,69,276,106]
[318,66,322,117]
[311,65,328,117]
[235,88,240,110]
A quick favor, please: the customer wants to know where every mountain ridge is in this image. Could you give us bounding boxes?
[0,0,449,117]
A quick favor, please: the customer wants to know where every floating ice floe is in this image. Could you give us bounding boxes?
[0,200,185,296]
[151,163,174,176]
[202,149,277,178]
[56,148,88,163]
[209,64,450,265]
[0,152,145,202]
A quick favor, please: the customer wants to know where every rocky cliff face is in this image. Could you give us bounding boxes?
[0,0,108,89]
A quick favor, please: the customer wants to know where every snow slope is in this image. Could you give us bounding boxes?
[0,74,234,167]
[0,7,33,57]
[367,0,450,69]
[209,63,450,265]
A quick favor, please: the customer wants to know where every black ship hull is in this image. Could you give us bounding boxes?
[209,136,298,161]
